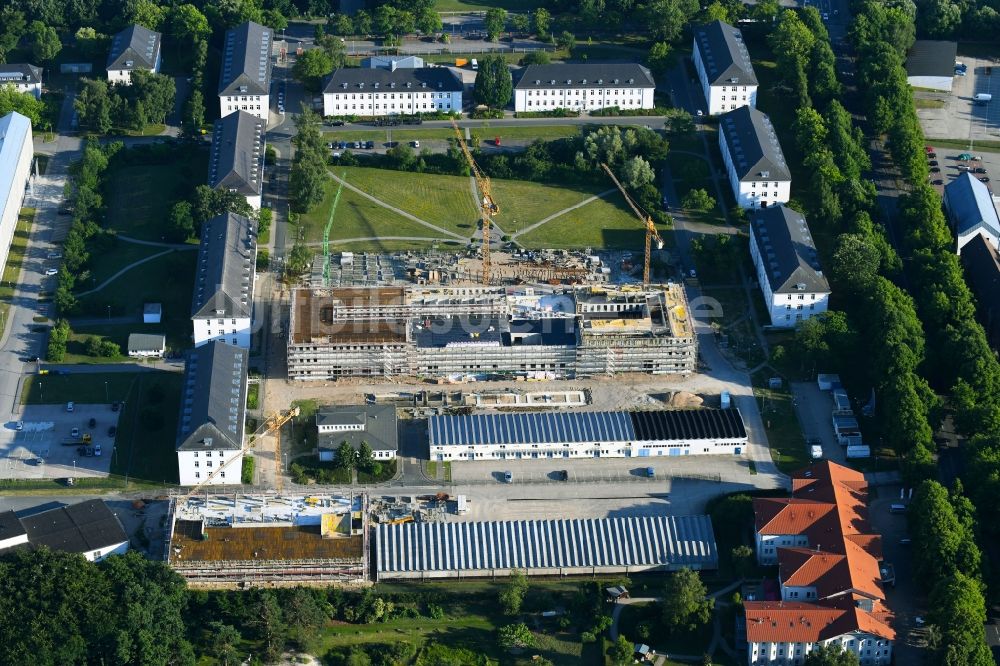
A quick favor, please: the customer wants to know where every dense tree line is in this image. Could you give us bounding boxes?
[290,108,329,213]
[74,70,176,134]
[910,0,1000,40]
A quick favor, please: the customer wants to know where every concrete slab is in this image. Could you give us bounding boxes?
[916,55,1000,146]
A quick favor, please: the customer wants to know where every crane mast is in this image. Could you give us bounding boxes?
[600,163,664,287]
[451,121,498,285]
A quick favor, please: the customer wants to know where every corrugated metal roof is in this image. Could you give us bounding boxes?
[429,411,636,447]
[377,516,718,575]
[0,112,32,226]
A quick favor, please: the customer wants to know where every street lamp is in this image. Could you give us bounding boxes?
[106,305,111,321]
[104,381,109,403]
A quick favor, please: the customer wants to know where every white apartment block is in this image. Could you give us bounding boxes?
[748,205,830,328]
[191,213,256,349]
[718,106,791,209]
[218,21,272,122]
[207,110,265,210]
[323,67,463,117]
[513,63,655,113]
[0,112,33,285]
[692,20,757,115]
[106,24,161,84]
[0,64,43,98]
[175,341,248,486]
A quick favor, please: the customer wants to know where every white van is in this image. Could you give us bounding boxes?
[974,93,992,103]
[471,59,479,70]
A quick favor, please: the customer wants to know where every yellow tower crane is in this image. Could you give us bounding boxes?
[451,120,498,285]
[600,163,664,287]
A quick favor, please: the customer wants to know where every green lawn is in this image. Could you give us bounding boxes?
[753,371,810,473]
[517,190,658,249]
[667,151,728,226]
[0,208,34,328]
[21,372,139,405]
[617,602,713,656]
[924,137,1000,152]
[110,371,184,484]
[75,250,197,352]
[433,0,540,11]
[73,240,165,292]
[492,178,606,236]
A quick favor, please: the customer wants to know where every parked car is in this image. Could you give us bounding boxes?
[931,179,943,185]
[926,152,936,159]
[982,177,991,183]
[94,444,102,456]
[412,140,420,148]
[57,207,72,215]
[925,145,935,153]
[974,167,987,174]
[365,140,375,149]
[645,466,655,478]
[928,160,938,166]
[47,251,62,259]
[71,427,80,438]
[555,469,568,481]
[503,470,512,483]
[15,421,23,431]
[66,401,74,412]
[354,141,362,149]
[88,417,96,428]
[930,167,940,172]
[111,401,121,412]
[107,426,117,437]
[44,268,58,276]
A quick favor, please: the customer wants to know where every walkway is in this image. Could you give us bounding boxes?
[511,189,617,239]
[74,245,195,298]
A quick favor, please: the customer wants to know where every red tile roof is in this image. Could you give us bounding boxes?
[754,498,837,535]
[745,601,895,643]
[779,544,884,601]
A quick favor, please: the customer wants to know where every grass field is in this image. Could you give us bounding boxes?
[21,372,139,405]
[74,241,165,293]
[109,371,184,483]
[433,0,539,11]
[914,98,947,109]
[0,209,34,326]
[517,190,659,248]
[323,124,580,145]
[752,371,810,473]
[924,137,1000,152]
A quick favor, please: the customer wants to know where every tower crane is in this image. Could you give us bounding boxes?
[451,120,498,285]
[176,406,300,499]
[322,174,346,286]
[600,162,664,287]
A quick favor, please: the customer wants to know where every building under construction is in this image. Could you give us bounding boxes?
[287,284,696,380]
[166,493,368,588]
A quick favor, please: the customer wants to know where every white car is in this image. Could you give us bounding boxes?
[66,401,74,412]
[94,444,102,456]
[44,268,58,276]
[412,140,420,148]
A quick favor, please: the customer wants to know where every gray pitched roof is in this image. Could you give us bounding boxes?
[208,111,265,197]
[127,333,165,353]
[944,172,1000,241]
[514,63,655,90]
[219,21,273,96]
[719,106,790,182]
[693,20,757,86]
[191,213,256,319]
[15,500,127,555]
[0,63,42,86]
[106,24,161,72]
[905,40,958,78]
[960,233,1000,344]
[750,205,830,295]
[176,341,248,452]
[316,404,398,452]
[324,66,463,93]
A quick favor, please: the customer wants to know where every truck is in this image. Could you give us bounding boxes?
[456,495,468,514]
[846,445,871,459]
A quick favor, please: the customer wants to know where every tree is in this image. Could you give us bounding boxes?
[621,156,655,190]
[125,0,165,30]
[910,480,981,584]
[682,188,716,212]
[702,1,732,22]
[169,201,195,240]
[290,109,328,212]
[286,243,313,277]
[532,8,551,36]
[28,21,62,63]
[0,85,45,125]
[207,622,242,666]
[183,89,205,136]
[474,56,513,109]
[510,13,530,34]
[555,31,576,51]
[335,441,357,469]
[611,635,633,665]
[731,544,754,578]
[374,5,397,35]
[318,35,348,71]
[484,7,507,41]
[928,571,993,666]
[247,590,286,663]
[917,0,962,38]
[497,623,535,650]
[522,51,550,66]
[0,8,26,63]
[804,644,860,666]
[75,79,113,134]
[357,441,374,472]
[129,70,176,124]
[416,7,442,35]
[293,48,334,90]
[644,0,699,42]
[354,10,373,36]
[499,568,529,615]
[661,568,713,631]
[99,340,120,357]
[648,42,672,73]
[74,26,108,61]
[168,4,210,57]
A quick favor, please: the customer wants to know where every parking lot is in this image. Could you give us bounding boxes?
[915,55,1000,147]
[1,404,121,479]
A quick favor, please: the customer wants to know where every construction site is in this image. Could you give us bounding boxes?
[165,493,368,588]
[286,283,696,381]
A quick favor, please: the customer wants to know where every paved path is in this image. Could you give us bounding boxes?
[328,172,466,241]
[74,247,194,298]
[511,189,618,239]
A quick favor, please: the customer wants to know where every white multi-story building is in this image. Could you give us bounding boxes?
[207,110,265,210]
[316,404,398,461]
[0,64,43,98]
[748,205,830,328]
[718,106,791,209]
[106,24,161,85]
[218,21,272,121]
[692,20,757,115]
[175,341,248,486]
[513,63,655,113]
[323,67,463,117]
[191,212,256,349]
[0,112,33,283]
[428,409,748,462]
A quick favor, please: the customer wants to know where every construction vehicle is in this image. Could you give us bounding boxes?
[451,120,498,285]
[176,406,300,497]
[600,163,664,287]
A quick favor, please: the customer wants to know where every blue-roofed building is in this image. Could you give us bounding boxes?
[428,408,748,461]
[376,515,719,579]
[944,172,1000,255]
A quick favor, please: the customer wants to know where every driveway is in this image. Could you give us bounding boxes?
[790,382,843,464]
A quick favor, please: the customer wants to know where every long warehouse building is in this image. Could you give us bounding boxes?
[428,408,748,460]
[376,515,718,580]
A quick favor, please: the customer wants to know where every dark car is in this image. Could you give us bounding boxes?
[555,470,568,481]
[57,208,72,215]
[929,160,938,166]
[107,425,117,437]
[328,119,345,126]
[932,179,943,185]
[366,140,375,149]
[982,177,991,182]
[927,152,937,159]
[111,401,121,412]
[88,417,96,428]
[974,167,987,174]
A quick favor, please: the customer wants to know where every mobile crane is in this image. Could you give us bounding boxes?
[451,120,499,285]
[600,162,664,287]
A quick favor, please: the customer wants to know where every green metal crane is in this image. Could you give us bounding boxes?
[322,174,346,285]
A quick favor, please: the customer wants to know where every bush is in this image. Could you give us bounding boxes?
[470,108,505,119]
[514,108,580,119]
[682,188,716,212]
[256,248,270,271]
[241,456,255,484]
[588,105,674,117]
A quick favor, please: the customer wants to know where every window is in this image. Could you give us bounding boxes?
[195,471,200,478]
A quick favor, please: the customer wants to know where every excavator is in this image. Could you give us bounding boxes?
[451,120,499,285]
[600,162,664,287]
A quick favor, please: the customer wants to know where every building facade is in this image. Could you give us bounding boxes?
[175,341,249,486]
[513,63,655,113]
[106,24,161,84]
[748,205,830,328]
[208,110,265,209]
[316,404,398,461]
[746,462,895,665]
[323,67,463,117]
[218,21,272,121]
[0,112,33,289]
[127,333,166,358]
[692,20,757,115]
[191,212,256,348]
[718,106,791,209]
[0,64,43,98]
[428,409,748,461]
[287,285,697,380]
